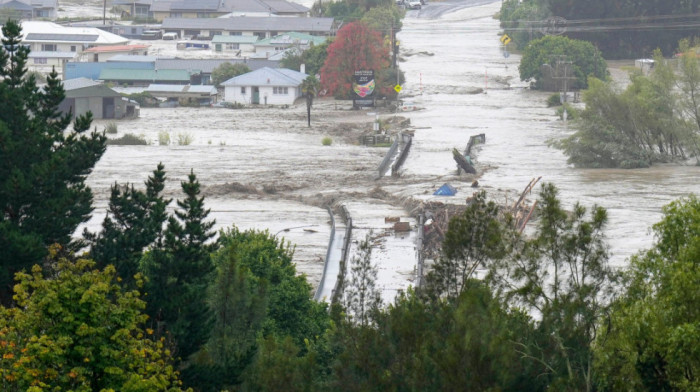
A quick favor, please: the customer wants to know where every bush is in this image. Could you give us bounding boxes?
[124,92,157,107]
[177,132,193,146]
[158,131,170,145]
[106,133,148,145]
[556,103,578,120]
[322,137,332,146]
[105,121,118,134]
[546,93,561,107]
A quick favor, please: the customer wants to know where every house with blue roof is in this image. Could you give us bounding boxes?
[222,66,307,105]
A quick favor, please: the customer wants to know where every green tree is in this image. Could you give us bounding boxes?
[210,62,250,87]
[0,250,186,391]
[361,5,403,37]
[595,195,700,391]
[142,170,216,362]
[0,20,106,300]
[425,191,511,300]
[343,233,382,326]
[489,183,617,391]
[184,227,329,390]
[86,163,170,285]
[519,35,608,90]
[280,41,330,78]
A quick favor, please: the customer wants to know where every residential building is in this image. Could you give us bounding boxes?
[154,58,280,84]
[253,32,327,57]
[161,16,335,40]
[211,35,258,54]
[222,66,307,105]
[144,84,218,104]
[0,0,57,20]
[98,68,200,86]
[81,44,150,62]
[58,77,139,119]
[132,0,309,22]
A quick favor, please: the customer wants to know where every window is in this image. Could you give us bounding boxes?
[41,44,57,51]
[197,12,210,18]
[273,87,288,95]
[170,12,182,17]
[241,87,246,94]
[185,29,199,37]
[70,45,76,52]
[33,58,47,64]
[229,31,242,36]
[226,43,240,50]
[135,5,149,15]
[131,27,137,34]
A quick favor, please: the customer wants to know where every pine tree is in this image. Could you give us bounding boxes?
[142,170,216,361]
[0,20,106,301]
[85,163,169,285]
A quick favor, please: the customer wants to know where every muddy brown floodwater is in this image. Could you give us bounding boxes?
[79,0,700,302]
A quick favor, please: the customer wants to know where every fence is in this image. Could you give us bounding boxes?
[376,137,400,178]
[391,133,413,177]
[331,206,353,305]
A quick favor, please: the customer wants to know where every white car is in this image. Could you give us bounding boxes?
[407,0,421,9]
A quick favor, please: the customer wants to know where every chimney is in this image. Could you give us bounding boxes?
[300,63,306,74]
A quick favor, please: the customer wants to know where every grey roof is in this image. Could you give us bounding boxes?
[107,54,158,62]
[162,16,334,33]
[222,66,306,87]
[170,0,219,11]
[150,0,176,12]
[25,33,99,42]
[155,58,278,73]
[0,0,33,11]
[29,51,77,58]
[145,83,217,94]
[263,0,308,13]
[62,77,101,91]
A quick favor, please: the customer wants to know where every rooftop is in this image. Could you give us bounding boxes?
[162,16,335,33]
[222,66,307,87]
[83,44,150,53]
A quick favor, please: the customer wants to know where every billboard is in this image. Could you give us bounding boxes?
[353,70,375,107]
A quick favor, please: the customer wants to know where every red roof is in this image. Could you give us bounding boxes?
[83,44,150,53]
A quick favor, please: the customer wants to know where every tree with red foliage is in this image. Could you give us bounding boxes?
[320,21,391,99]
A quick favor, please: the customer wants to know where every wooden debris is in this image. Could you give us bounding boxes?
[385,216,400,223]
[393,222,411,232]
[453,148,476,174]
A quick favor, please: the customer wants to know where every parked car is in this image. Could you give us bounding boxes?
[407,0,421,9]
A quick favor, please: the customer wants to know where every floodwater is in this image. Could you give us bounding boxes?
[74,0,699,303]
[398,0,700,266]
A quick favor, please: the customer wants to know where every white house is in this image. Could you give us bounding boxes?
[222,67,307,105]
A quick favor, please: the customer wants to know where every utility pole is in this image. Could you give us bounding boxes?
[551,55,576,103]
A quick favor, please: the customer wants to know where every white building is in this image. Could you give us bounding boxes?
[222,67,307,105]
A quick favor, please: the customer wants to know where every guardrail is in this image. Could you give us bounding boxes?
[377,137,400,178]
[331,206,353,305]
[314,207,336,301]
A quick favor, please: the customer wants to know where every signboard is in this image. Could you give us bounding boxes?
[394,84,402,93]
[500,34,511,45]
[353,70,375,107]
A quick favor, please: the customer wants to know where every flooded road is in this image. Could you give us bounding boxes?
[398,0,700,265]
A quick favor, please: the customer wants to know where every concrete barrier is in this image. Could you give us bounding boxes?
[314,207,336,301]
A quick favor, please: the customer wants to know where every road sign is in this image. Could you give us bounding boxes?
[394,84,402,93]
[500,34,511,45]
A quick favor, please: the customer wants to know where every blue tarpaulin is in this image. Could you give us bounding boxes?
[433,183,457,196]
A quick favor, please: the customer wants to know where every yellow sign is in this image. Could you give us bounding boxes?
[500,34,511,45]
[394,84,402,93]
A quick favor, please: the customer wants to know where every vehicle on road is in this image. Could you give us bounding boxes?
[407,0,421,9]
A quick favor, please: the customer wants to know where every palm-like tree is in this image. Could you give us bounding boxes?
[300,75,320,127]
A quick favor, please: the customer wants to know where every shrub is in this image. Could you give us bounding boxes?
[158,131,170,145]
[106,133,148,145]
[546,93,561,107]
[105,121,118,134]
[177,132,193,146]
[556,103,579,120]
[322,137,332,146]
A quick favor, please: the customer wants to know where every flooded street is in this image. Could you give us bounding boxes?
[81,0,699,301]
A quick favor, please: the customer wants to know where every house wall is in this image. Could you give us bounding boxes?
[64,61,154,80]
[29,42,83,54]
[91,50,149,63]
[28,57,71,75]
[153,11,226,22]
[224,85,299,105]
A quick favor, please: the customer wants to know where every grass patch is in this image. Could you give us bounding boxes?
[105,121,118,134]
[177,132,193,146]
[107,133,148,145]
[158,131,170,145]
[322,137,332,146]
